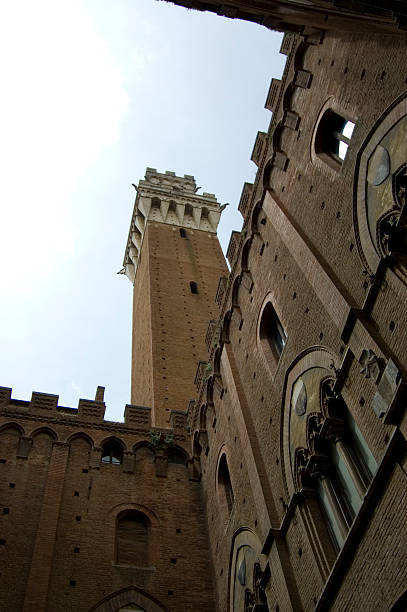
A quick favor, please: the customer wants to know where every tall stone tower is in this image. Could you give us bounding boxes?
[0,168,227,612]
[123,168,227,428]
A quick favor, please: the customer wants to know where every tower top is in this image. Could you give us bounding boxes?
[123,168,222,283]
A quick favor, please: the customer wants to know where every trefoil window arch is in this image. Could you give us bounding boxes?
[291,374,376,552]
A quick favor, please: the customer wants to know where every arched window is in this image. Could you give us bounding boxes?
[151,197,161,209]
[259,301,286,365]
[101,439,123,465]
[179,228,186,238]
[217,454,234,519]
[116,511,150,566]
[167,447,187,466]
[315,110,355,164]
[291,373,376,552]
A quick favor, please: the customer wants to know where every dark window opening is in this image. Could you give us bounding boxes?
[179,228,186,238]
[315,110,355,163]
[190,281,198,294]
[259,302,287,364]
[217,454,234,518]
[101,440,123,465]
[167,448,187,466]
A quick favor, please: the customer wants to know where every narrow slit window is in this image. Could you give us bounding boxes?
[190,281,198,294]
[259,302,286,365]
[217,454,234,519]
[179,228,186,238]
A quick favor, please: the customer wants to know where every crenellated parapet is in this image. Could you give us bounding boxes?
[123,168,223,283]
[0,385,188,437]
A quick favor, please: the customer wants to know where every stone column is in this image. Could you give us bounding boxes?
[319,475,348,543]
[22,441,69,612]
[334,438,366,498]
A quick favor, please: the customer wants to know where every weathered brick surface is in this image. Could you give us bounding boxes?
[0,409,215,612]
[1,16,407,612]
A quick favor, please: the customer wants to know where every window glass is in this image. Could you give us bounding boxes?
[342,120,355,139]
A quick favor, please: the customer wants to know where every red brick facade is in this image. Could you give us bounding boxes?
[1,12,407,612]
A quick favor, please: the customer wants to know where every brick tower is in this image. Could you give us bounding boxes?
[123,168,227,428]
[0,168,228,612]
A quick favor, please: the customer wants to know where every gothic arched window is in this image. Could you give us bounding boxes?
[116,511,150,566]
[291,373,376,551]
[101,439,123,465]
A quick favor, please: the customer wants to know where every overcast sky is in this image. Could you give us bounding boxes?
[0,0,286,421]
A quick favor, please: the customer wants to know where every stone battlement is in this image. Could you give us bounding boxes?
[0,385,187,431]
[123,168,223,283]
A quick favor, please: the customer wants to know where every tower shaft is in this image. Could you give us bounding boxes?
[124,168,227,427]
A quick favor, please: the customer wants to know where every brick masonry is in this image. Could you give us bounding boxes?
[1,14,407,612]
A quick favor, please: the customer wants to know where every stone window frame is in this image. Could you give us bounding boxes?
[282,348,376,554]
[354,93,407,276]
[228,528,268,612]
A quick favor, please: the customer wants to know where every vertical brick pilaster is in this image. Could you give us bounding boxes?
[22,441,69,612]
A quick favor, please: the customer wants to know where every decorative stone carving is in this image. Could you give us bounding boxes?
[243,562,269,611]
[392,162,407,209]
[359,349,383,383]
[372,358,403,419]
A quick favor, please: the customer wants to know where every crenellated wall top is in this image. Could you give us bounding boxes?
[122,168,223,283]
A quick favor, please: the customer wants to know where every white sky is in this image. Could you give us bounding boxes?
[0,0,285,421]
